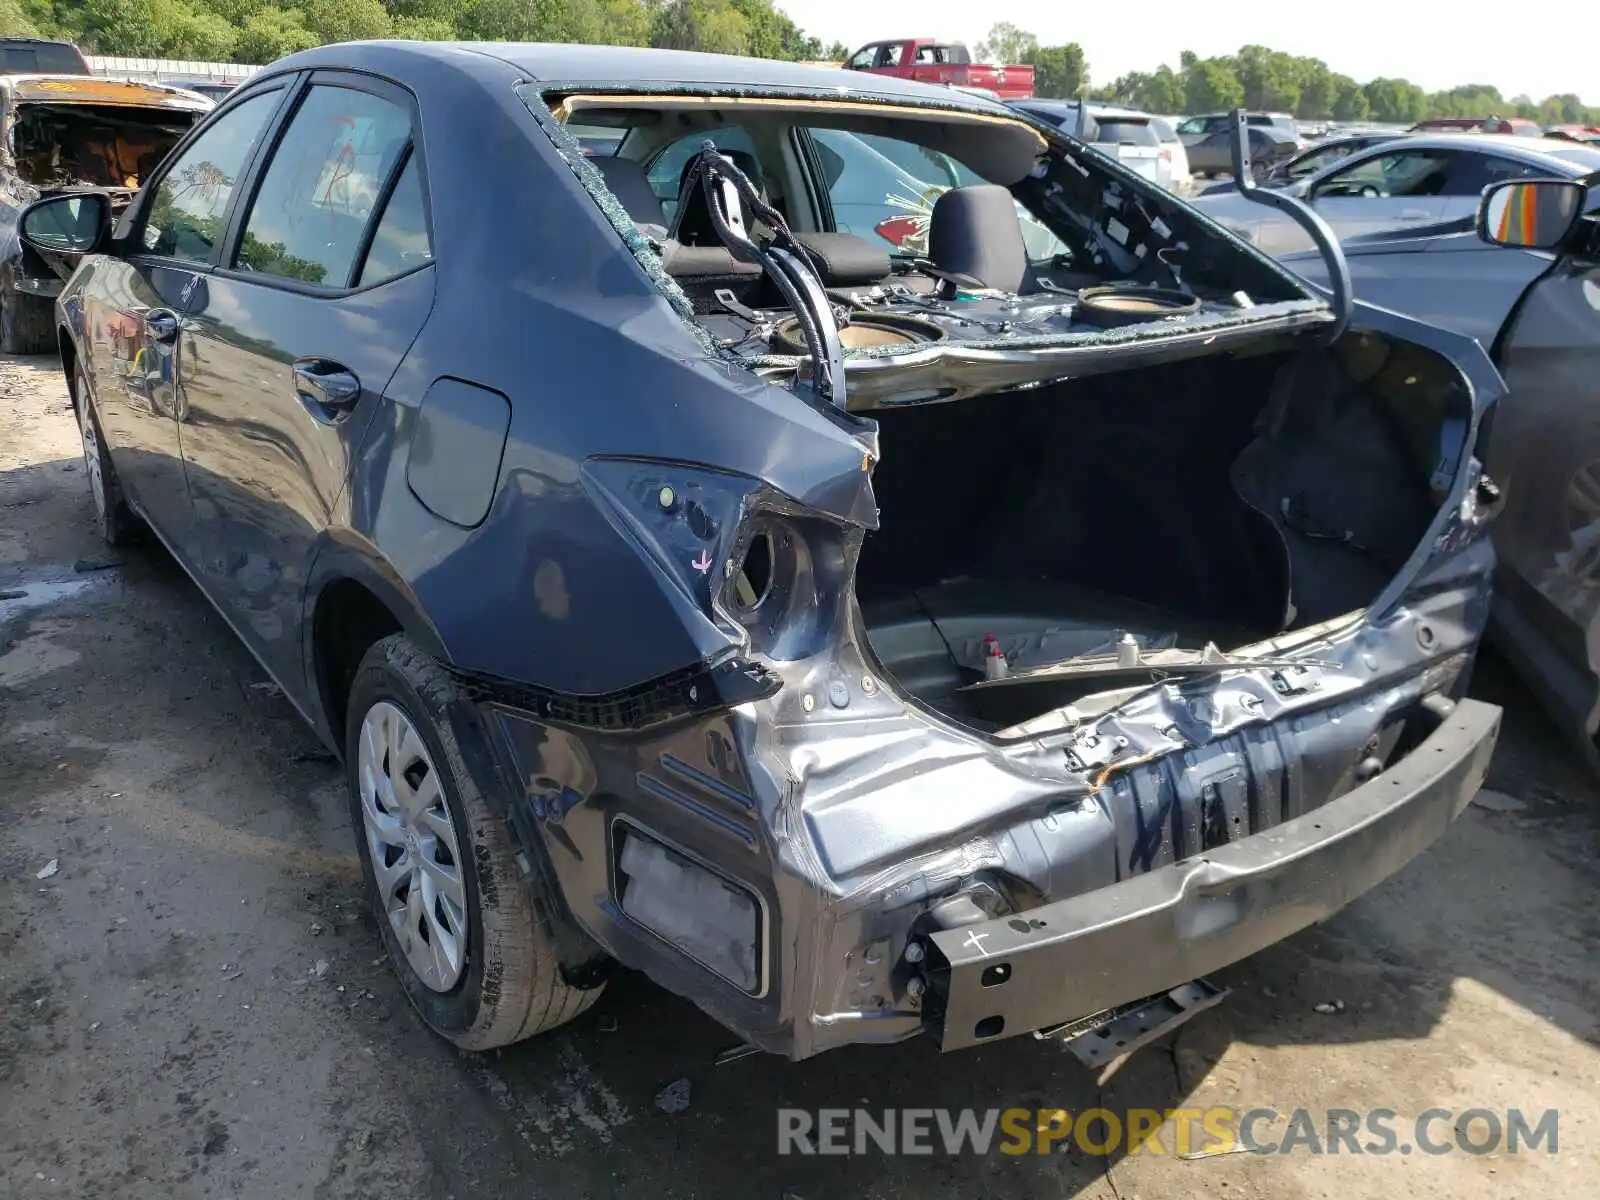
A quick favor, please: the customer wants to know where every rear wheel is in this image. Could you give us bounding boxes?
[345,634,602,1049]
[73,362,137,546]
[0,265,57,355]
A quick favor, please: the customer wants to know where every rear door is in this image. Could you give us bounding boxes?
[76,86,288,553]
[177,73,435,692]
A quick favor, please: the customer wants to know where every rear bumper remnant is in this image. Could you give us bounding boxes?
[926,697,1500,1050]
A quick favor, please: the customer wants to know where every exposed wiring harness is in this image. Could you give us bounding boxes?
[676,142,848,407]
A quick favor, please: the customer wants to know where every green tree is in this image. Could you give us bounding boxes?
[649,0,749,54]
[1134,64,1184,113]
[1426,84,1504,118]
[391,12,451,37]
[1510,93,1538,119]
[1097,71,1145,106]
[153,0,237,56]
[0,0,37,34]
[1023,42,1087,99]
[302,0,391,42]
[1331,77,1369,121]
[1296,59,1336,119]
[1184,58,1244,112]
[1233,44,1299,112]
[975,21,1036,65]
[1538,93,1585,123]
[1363,77,1426,123]
[235,6,320,60]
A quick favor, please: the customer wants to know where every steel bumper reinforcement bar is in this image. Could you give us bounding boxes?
[922,697,1499,1051]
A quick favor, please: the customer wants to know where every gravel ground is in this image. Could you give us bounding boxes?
[2,351,1598,1199]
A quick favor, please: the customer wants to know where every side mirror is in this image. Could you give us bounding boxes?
[19,191,112,256]
[1477,178,1585,250]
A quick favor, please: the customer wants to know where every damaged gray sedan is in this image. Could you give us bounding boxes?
[26,43,1503,1059]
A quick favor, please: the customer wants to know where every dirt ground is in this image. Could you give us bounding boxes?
[1,351,1598,1200]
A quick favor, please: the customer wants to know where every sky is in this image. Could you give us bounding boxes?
[785,0,1593,104]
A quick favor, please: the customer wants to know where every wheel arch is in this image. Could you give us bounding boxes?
[303,532,449,755]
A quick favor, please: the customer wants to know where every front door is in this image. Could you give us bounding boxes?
[77,89,287,552]
[1484,251,1600,738]
[1306,147,1455,245]
[177,75,435,691]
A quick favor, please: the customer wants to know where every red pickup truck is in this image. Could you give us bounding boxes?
[843,38,1035,101]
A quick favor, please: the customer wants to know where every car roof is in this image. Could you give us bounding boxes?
[1357,132,1597,164]
[268,40,1009,114]
[0,73,213,110]
[1294,132,1600,184]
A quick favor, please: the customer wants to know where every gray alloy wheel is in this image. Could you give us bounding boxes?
[345,634,603,1048]
[356,699,469,992]
[74,363,135,545]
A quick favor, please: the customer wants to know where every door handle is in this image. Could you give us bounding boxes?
[147,310,179,343]
[1400,209,1431,220]
[293,359,361,420]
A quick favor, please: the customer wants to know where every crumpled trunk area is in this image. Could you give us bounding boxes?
[855,336,1455,728]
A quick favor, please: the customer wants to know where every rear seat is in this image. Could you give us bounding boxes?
[592,154,897,294]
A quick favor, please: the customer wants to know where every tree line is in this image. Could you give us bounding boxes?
[3,0,850,68]
[1,1,1593,127]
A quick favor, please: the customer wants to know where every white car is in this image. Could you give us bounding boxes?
[1008,100,1180,193]
[1150,116,1192,193]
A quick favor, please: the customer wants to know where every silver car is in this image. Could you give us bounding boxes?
[1191,134,1600,257]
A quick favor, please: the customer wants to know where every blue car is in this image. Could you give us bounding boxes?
[20,44,1503,1060]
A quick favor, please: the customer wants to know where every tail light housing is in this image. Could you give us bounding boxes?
[583,458,857,665]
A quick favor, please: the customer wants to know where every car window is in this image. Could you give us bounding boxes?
[142,90,280,263]
[646,126,758,219]
[1312,149,1454,199]
[569,122,624,158]
[1150,117,1179,144]
[1287,144,1353,179]
[1446,154,1546,194]
[847,45,876,69]
[1095,121,1159,147]
[875,44,903,68]
[1548,146,1600,171]
[234,85,412,287]
[806,127,1067,261]
[356,154,433,287]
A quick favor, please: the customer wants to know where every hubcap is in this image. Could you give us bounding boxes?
[357,701,469,992]
[77,380,106,522]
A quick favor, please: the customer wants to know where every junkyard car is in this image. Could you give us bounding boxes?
[0,73,210,352]
[22,43,1503,1059]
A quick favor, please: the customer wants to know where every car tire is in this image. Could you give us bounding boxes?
[345,633,603,1050]
[0,264,58,355]
[72,361,138,546]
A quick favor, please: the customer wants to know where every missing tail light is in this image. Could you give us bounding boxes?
[614,821,764,993]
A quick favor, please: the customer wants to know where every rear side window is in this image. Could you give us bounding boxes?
[357,155,433,286]
[235,85,412,287]
[1095,121,1159,147]
[143,90,280,263]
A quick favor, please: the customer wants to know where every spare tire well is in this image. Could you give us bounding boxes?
[314,578,404,750]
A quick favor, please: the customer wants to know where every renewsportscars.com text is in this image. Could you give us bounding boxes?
[776,1107,1560,1158]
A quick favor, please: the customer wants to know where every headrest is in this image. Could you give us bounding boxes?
[927,184,1035,294]
[793,232,890,287]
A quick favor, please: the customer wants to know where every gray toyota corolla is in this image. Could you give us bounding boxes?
[20,41,1502,1059]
